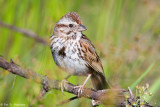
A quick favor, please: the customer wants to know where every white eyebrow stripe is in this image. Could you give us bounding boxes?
[57,18,78,25]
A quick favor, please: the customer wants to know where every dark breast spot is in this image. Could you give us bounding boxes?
[58,46,66,58]
[67,31,72,35]
[72,47,76,53]
[71,33,77,40]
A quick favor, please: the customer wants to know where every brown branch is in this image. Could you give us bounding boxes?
[0,21,48,45]
[0,57,153,107]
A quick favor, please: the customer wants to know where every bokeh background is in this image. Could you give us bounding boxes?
[0,0,160,106]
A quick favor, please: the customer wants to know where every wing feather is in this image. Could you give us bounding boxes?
[79,34,104,74]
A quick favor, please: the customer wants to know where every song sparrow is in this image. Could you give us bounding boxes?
[50,12,110,95]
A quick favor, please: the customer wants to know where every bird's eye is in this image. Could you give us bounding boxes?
[69,24,73,27]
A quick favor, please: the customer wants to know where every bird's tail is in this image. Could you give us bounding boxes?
[91,73,110,107]
[91,72,110,90]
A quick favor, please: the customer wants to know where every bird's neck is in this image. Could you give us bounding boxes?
[54,31,83,40]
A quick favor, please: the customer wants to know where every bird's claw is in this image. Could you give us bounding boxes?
[74,85,84,97]
[59,79,68,94]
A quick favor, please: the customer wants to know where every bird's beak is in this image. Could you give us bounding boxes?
[77,24,87,32]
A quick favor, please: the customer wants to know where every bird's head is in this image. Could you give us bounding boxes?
[54,12,87,36]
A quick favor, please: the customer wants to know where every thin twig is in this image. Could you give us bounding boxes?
[128,87,136,102]
[0,21,48,45]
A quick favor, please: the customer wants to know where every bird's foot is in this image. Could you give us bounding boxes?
[74,85,85,97]
[59,79,68,94]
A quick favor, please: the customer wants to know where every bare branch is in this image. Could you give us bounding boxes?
[0,57,153,107]
[0,21,48,45]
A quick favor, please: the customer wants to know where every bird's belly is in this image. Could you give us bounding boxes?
[64,57,88,76]
[53,53,88,76]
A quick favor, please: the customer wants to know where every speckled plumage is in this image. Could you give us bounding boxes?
[50,12,110,90]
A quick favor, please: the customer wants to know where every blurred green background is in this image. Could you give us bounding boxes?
[0,0,160,106]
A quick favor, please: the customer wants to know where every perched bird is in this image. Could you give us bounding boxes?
[50,12,110,95]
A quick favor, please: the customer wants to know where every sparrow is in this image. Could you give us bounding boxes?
[50,12,110,96]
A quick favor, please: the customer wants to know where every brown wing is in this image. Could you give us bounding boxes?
[79,34,111,89]
[79,34,104,74]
